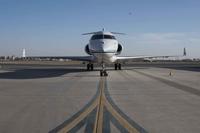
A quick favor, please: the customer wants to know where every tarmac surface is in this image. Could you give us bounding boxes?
[0,63,200,133]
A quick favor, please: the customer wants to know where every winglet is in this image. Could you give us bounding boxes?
[111,32,126,35]
[183,47,186,56]
[22,48,26,58]
[82,32,97,35]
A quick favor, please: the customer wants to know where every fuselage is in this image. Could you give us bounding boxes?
[86,31,122,63]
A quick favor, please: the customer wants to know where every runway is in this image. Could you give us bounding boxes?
[0,63,200,133]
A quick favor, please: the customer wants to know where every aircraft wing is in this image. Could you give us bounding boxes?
[115,55,181,62]
[116,48,186,62]
[25,56,94,62]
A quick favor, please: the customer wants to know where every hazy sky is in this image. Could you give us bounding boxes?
[0,0,200,58]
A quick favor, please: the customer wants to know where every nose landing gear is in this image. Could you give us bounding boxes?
[100,70,108,76]
[100,63,108,76]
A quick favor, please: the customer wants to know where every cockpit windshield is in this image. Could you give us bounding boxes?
[91,35,116,40]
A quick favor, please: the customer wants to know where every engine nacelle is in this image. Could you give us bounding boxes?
[116,44,123,55]
[85,44,92,55]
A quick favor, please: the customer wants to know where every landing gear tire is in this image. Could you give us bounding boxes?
[100,71,103,76]
[91,64,94,70]
[114,63,122,70]
[87,64,94,71]
[115,64,117,70]
[118,63,121,70]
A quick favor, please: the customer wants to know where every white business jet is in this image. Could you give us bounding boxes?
[26,29,186,76]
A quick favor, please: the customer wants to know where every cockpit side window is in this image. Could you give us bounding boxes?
[91,35,116,40]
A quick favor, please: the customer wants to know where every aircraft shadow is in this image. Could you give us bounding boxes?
[0,68,90,79]
[1,65,197,80]
[124,64,200,72]
[125,65,200,72]
[0,66,148,79]
[163,66,200,72]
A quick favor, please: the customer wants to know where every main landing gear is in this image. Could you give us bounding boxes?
[114,63,121,70]
[87,63,94,71]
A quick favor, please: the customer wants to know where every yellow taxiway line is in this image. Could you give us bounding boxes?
[93,77,104,133]
[57,95,98,133]
[56,77,143,133]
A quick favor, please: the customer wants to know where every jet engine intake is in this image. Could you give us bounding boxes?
[85,44,92,55]
[116,44,123,55]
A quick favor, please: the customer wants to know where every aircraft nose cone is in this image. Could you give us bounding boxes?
[99,41,104,52]
[101,42,113,52]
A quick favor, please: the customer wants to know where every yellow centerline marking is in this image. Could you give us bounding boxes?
[93,77,104,133]
[104,95,140,133]
[57,96,98,133]
[56,77,143,133]
[97,98,104,133]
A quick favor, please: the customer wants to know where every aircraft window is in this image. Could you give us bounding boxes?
[91,35,116,40]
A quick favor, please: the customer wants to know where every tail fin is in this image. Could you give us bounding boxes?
[183,47,186,56]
